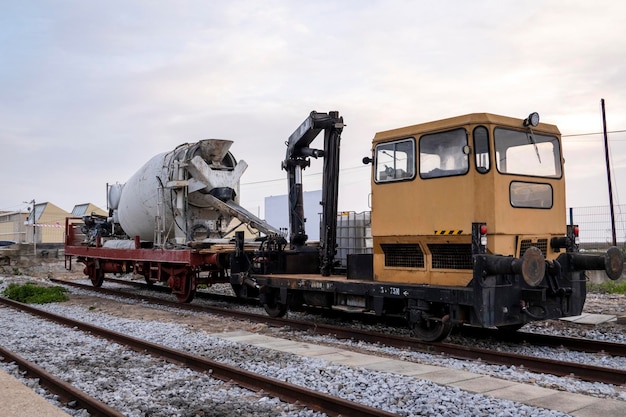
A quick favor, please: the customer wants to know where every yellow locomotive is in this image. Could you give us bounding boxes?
[233,111,624,341]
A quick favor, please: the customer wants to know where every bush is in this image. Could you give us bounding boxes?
[2,282,69,304]
[587,280,626,295]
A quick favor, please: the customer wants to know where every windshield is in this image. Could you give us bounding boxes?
[494,128,561,178]
[419,128,469,178]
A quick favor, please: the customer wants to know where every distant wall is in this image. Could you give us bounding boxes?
[265,190,323,242]
[586,268,625,284]
[0,243,64,269]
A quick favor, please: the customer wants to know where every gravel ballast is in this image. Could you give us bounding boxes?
[1,275,625,416]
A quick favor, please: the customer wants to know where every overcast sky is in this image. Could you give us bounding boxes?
[2,1,626,220]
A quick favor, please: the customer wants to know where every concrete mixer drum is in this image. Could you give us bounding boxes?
[114,139,247,245]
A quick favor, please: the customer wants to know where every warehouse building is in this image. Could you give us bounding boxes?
[0,202,106,245]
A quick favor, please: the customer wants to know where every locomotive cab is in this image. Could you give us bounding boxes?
[371,112,565,284]
[370,112,622,338]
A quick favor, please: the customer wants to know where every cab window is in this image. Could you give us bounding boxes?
[494,128,562,178]
[374,138,415,182]
[473,126,490,173]
[510,181,553,208]
[420,128,469,178]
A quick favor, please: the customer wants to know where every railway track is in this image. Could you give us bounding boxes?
[51,278,626,386]
[87,277,626,357]
[0,344,125,417]
[0,296,398,417]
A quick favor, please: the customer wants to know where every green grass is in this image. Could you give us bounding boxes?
[587,280,626,294]
[2,282,69,304]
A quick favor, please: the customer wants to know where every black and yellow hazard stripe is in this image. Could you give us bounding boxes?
[434,230,463,235]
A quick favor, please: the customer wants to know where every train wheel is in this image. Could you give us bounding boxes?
[262,289,287,317]
[264,300,287,318]
[86,263,104,287]
[410,314,452,342]
[170,273,196,303]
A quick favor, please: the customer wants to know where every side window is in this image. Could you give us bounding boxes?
[510,181,553,208]
[473,126,490,173]
[375,138,415,182]
[419,128,468,178]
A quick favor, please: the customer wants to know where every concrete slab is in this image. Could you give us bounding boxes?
[414,368,481,384]
[559,313,616,325]
[526,391,600,414]
[215,330,262,338]
[0,369,71,417]
[365,359,437,375]
[449,375,516,393]
[570,398,626,417]
[487,382,556,402]
[212,333,301,350]
[250,339,306,350]
[313,351,388,367]
[281,345,340,356]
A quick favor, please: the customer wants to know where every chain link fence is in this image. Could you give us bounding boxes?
[568,205,626,251]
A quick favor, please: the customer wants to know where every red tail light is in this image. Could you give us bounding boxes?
[480,224,487,246]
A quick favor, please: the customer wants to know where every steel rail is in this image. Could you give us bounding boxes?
[0,344,125,417]
[51,278,626,386]
[0,296,398,417]
[459,327,626,357]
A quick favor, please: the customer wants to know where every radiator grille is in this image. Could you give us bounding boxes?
[520,239,548,257]
[381,244,424,268]
[428,243,473,269]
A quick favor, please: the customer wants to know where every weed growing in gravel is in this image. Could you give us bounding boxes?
[587,280,626,294]
[2,282,69,304]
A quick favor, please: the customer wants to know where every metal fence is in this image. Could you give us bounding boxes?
[569,205,626,250]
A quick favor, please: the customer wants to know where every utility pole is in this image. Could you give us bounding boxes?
[601,98,617,246]
[24,199,36,255]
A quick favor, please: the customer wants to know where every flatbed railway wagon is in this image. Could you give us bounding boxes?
[64,138,278,302]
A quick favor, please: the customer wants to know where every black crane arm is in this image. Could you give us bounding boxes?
[282,111,344,276]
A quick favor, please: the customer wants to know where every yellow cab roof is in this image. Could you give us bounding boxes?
[372,113,561,144]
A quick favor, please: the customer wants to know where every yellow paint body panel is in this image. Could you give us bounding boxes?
[370,113,565,285]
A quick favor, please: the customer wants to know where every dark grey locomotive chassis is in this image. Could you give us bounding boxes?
[243,240,623,328]
[247,250,592,329]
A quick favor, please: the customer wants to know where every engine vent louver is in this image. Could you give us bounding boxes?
[380,244,425,268]
[520,239,548,257]
[427,243,473,270]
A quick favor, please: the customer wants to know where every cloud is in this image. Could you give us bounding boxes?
[2,1,626,214]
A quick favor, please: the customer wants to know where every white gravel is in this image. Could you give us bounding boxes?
[1,275,625,416]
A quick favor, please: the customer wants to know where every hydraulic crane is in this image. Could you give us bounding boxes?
[282,111,344,276]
